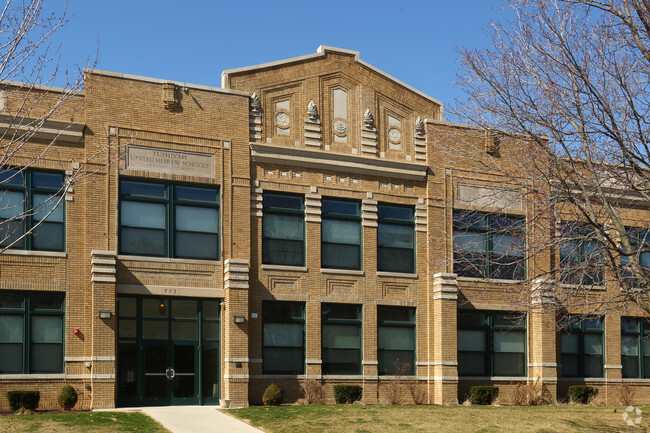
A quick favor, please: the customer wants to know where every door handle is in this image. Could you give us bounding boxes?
[165,368,175,380]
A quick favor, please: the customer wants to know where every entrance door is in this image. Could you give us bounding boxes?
[117,296,220,407]
[171,343,199,404]
[142,341,199,405]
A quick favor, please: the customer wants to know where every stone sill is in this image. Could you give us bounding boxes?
[457,277,522,285]
[261,264,308,272]
[459,376,528,381]
[0,374,65,380]
[1,250,67,258]
[321,268,364,276]
[117,255,222,266]
[376,271,418,279]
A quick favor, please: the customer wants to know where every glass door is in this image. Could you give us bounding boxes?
[143,342,170,405]
[171,343,199,404]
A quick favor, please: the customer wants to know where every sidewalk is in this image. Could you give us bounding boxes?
[96,406,264,433]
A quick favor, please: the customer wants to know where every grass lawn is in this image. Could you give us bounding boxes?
[227,404,648,433]
[0,411,169,433]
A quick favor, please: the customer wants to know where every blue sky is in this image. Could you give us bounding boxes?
[43,1,509,110]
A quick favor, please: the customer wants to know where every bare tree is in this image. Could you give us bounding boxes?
[448,0,650,316]
[0,0,97,252]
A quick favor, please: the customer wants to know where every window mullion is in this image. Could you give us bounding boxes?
[25,172,32,251]
[168,184,174,258]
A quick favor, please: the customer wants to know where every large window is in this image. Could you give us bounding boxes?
[262,301,305,374]
[377,204,415,273]
[378,306,415,375]
[119,179,220,260]
[262,192,304,266]
[322,303,362,375]
[560,316,603,378]
[621,229,650,286]
[322,198,361,270]
[0,168,65,251]
[453,211,525,280]
[0,291,65,374]
[457,310,526,377]
[559,224,602,285]
[621,317,650,379]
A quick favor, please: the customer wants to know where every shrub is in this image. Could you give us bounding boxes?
[302,379,325,404]
[262,384,282,406]
[619,382,635,406]
[57,385,79,410]
[6,391,22,411]
[6,391,40,411]
[470,386,499,405]
[567,385,598,404]
[333,385,362,404]
[405,379,426,405]
[513,380,553,406]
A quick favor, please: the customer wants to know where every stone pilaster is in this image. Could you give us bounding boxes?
[431,273,459,404]
[89,250,117,409]
[223,258,250,407]
[528,279,558,399]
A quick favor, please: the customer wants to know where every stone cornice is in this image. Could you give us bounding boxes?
[0,113,84,143]
[250,143,428,181]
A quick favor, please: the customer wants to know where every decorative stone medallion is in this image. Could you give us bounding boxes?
[388,127,401,144]
[275,111,290,129]
[333,119,348,136]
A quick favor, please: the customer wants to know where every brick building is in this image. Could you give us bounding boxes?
[0,46,648,409]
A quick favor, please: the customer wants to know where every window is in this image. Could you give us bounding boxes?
[560,316,603,378]
[621,317,650,379]
[621,229,650,286]
[262,301,305,374]
[321,198,361,270]
[377,204,415,273]
[457,310,526,377]
[378,306,415,375]
[0,291,65,374]
[453,211,525,280]
[262,192,304,266]
[0,168,65,251]
[322,303,361,375]
[559,224,602,285]
[119,179,220,260]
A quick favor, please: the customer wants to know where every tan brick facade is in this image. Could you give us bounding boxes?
[0,46,648,409]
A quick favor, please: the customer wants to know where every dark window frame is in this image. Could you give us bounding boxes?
[621,229,650,287]
[322,303,362,375]
[0,168,66,251]
[621,317,650,379]
[118,178,220,260]
[378,306,416,376]
[559,223,603,286]
[453,211,525,280]
[262,191,305,267]
[560,316,604,378]
[377,203,415,274]
[0,290,65,374]
[262,301,305,375]
[321,197,362,270]
[457,310,527,377]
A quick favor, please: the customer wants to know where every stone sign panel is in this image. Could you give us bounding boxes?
[457,183,522,210]
[126,145,214,177]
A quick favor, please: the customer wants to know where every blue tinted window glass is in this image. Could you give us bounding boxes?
[263,193,303,210]
[0,169,24,186]
[322,199,360,216]
[378,204,413,221]
[120,180,166,198]
[176,186,218,203]
[32,172,63,189]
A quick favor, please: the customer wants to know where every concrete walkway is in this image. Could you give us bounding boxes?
[96,406,264,433]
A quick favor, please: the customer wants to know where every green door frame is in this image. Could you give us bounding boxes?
[117,296,220,407]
